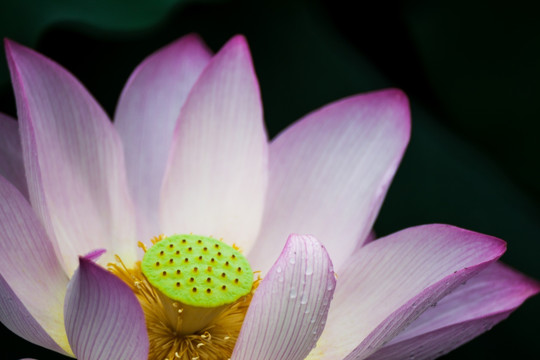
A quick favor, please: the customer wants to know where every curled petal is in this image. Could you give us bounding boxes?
[233,234,335,360]
[64,257,149,360]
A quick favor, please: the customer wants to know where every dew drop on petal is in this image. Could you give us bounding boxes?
[290,287,297,299]
[327,282,334,291]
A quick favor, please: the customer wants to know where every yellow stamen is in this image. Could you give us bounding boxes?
[109,235,260,360]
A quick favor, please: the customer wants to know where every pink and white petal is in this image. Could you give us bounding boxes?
[0,274,67,355]
[232,234,336,360]
[5,40,137,275]
[0,175,71,354]
[64,257,148,360]
[160,35,267,251]
[0,113,28,199]
[250,89,410,275]
[114,34,212,240]
[310,224,506,360]
[365,262,540,360]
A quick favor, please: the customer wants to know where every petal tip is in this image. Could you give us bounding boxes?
[346,87,411,137]
[426,223,507,258]
[82,248,107,262]
[380,87,411,129]
[166,32,209,54]
[228,34,248,47]
[4,38,31,61]
[220,34,251,59]
[77,255,103,272]
[4,37,17,52]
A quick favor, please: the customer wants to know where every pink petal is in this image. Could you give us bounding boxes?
[5,39,137,275]
[249,89,410,274]
[64,257,148,360]
[366,262,540,360]
[0,175,71,354]
[0,274,66,355]
[313,224,506,359]
[0,113,28,199]
[232,234,336,360]
[114,34,212,240]
[160,35,267,251]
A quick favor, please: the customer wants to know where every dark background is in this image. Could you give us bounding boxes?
[1,0,539,359]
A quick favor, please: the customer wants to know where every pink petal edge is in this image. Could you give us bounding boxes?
[366,262,540,359]
[313,224,506,359]
[5,39,137,275]
[0,175,71,354]
[250,89,410,275]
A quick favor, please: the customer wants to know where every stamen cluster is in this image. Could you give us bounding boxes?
[109,235,259,360]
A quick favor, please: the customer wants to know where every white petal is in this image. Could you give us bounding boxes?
[250,89,410,274]
[0,175,71,354]
[115,34,212,240]
[6,40,137,275]
[160,35,267,251]
[311,224,505,359]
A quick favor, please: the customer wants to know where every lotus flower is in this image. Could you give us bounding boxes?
[0,34,538,360]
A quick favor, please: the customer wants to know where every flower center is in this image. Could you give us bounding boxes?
[109,234,258,360]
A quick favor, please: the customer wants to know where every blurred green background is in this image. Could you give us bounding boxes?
[1,0,538,359]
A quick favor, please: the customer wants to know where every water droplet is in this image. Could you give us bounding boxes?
[290,287,297,299]
[305,265,313,276]
[327,283,334,291]
[276,266,282,273]
[301,293,308,304]
[289,257,296,264]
